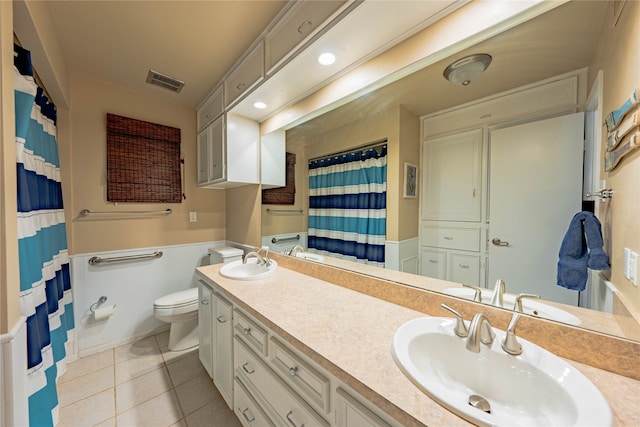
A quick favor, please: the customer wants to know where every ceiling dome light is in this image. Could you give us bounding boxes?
[253,101,267,109]
[443,53,492,86]
[318,52,336,66]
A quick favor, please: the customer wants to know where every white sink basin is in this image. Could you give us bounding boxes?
[443,287,582,326]
[392,317,612,427]
[219,259,277,281]
[393,317,613,426]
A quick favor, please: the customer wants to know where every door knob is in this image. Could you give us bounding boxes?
[491,238,509,247]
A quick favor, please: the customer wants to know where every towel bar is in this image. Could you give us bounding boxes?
[271,235,300,244]
[88,250,163,265]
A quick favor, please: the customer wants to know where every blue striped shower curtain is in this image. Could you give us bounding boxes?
[308,145,387,266]
[15,44,75,427]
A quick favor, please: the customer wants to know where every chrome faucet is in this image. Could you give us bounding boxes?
[465,313,496,353]
[489,279,506,307]
[501,313,523,355]
[243,247,272,267]
[290,245,305,256]
[513,293,540,313]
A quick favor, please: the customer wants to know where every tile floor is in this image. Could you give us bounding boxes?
[57,331,242,427]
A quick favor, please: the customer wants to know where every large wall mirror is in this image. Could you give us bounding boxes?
[259,0,640,343]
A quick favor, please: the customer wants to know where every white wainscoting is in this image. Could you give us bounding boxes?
[590,271,617,313]
[0,317,28,427]
[385,238,419,274]
[70,241,227,356]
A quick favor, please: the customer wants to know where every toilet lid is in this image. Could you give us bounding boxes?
[154,288,198,308]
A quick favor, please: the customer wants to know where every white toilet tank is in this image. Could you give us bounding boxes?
[208,246,243,264]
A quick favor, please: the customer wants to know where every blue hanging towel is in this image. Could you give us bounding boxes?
[557,211,610,291]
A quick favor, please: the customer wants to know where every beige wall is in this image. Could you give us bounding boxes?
[67,75,226,254]
[226,185,261,247]
[0,0,20,334]
[590,1,640,314]
[280,105,420,243]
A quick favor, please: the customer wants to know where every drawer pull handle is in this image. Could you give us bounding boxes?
[217,315,227,323]
[243,327,251,335]
[289,366,298,377]
[286,410,304,427]
[429,259,438,264]
[459,264,470,269]
[241,408,255,422]
[201,299,209,305]
[236,82,246,91]
[444,236,454,240]
[297,20,312,34]
[242,362,255,374]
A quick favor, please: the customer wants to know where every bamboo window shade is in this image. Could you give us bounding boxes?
[106,114,182,203]
[262,152,296,205]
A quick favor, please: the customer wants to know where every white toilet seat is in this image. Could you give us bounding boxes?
[153,288,199,351]
[154,287,198,309]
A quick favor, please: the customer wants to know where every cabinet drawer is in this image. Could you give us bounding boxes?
[234,308,268,356]
[265,1,346,73]
[269,337,330,415]
[235,339,329,427]
[420,249,446,280]
[235,376,275,427]
[420,225,480,251]
[197,85,223,131]
[449,253,481,287]
[225,41,264,107]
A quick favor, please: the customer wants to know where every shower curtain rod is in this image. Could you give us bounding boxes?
[309,138,388,163]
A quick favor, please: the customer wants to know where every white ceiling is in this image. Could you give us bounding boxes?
[45,0,288,108]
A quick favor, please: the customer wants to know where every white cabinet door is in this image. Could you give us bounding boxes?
[198,282,213,378]
[197,84,224,132]
[335,388,392,427]
[449,253,480,287]
[209,115,225,183]
[422,129,482,221]
[225,41,264,107]
[197,128,211,186]
[488,113,584,306]
[420,248,446,279]
[214,293,234,409]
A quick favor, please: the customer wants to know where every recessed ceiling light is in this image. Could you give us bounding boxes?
[253,101,267,109]
[318,52,336,66]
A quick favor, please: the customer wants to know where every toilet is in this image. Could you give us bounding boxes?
[153,246,244,351]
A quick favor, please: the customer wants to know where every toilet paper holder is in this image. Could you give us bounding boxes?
[90,296,108,313]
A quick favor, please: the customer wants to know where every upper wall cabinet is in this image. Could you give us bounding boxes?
[197,113,260,188]
[264,1,347,75]
[197,84,224,132]
[224,41,265,108]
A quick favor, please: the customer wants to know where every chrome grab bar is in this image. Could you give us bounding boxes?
[266,208,303,214]
[271,234,300,244]
[88,250,163,265]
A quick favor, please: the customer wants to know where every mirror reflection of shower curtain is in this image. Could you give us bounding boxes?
[15,44,75,427]
[307,145,387,266]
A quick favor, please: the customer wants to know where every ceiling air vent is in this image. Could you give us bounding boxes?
[146,69,185,93]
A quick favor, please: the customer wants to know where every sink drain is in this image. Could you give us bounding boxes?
[468,394,491,414]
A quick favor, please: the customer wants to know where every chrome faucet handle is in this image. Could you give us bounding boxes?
[462,284,484,302]
[489,279,506,307]
[440,303,468,337]
[501,313,523,355]
[513,293,540,312]
[466,313,495,353]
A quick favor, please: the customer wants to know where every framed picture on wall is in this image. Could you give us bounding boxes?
[403,162,417,198]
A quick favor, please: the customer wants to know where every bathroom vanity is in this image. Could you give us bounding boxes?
[196,262,640,426]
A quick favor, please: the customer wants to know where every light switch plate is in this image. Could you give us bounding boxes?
[189,211,197,222]
[629,250,638,286]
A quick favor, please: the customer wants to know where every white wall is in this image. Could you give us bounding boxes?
[70,241,226,355]
[0,318,28,426]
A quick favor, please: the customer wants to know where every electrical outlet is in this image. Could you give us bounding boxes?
[189,211,197,222]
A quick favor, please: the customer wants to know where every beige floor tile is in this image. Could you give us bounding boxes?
[116,366,172,413]
[166,352,207,387]
[58,389,115,427]
[115,350,165,384]
[58,365,114,408]
[93,417,116,427]
[169,421,187,427]
[156,331,198,364]
[174,373,219,416]
[115,335,161,363]
[59,349,114,384]
[184,399,240,427]
[116,390,182,427]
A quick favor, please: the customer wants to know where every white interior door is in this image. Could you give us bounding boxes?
[488,113,584,306]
